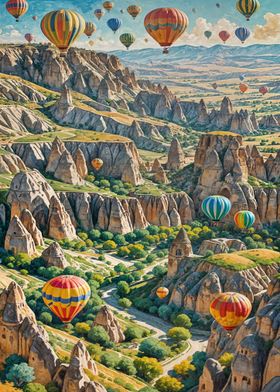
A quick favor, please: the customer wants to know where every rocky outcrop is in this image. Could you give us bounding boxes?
[0,281,59,384]
[12,139,143,186]
[198,238,246,256]
[74,148,88,179]
[0,78,46,103]
[166,138,185,170]
[168,228,193,278]
[20,208,44,246]
[0,152,26,174]
[93,305,125,343]
[42,242,69,269]
[47,196,77,240]
[0,105,52,136]
[4,216,36,256]
[198,359,227,392]
[153,166,169,184]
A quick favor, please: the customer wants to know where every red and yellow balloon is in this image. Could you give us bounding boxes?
[144,8,188,54]
[210,292,252,331]
[91,158,104,171]
[127,5,142,19]
[156,287,169,299]
[41,9,85,57]
[84,22,96,38]
[239,83,249,93]
[6,0,28,22]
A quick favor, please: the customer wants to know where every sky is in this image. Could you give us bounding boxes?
[0,0,279,51]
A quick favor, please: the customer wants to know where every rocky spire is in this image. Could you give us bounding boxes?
[47,195,77,240]
[93,305,125,343]
[53,149,84,185]
[73,148,88,179]
[42,242,69,269]
[168,228,193,278]
[20,208,44,246]
[5,216,36,256]
[166,137,185,170]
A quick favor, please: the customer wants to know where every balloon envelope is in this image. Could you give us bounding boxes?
[119,33,135,50]
[234,210,255,229]
[235,27,250,43]
[201,195,231,222]
[42,275,91,323]
[236,0,260,21]
[127,5,141,19]
[25,33,34,43]
[84,22,96,37]
[210,292,252,331]
[103,1,114,12]
[144,8,188,54]
[107,18,122,33]
[94,9,104,20]
[156,287,169,299]
[32,15,37,21]
[212,82,218,89]
[239,83,248,93]
[41,9,85,56]
[259,86,269,95]
[91,158,103,171]
[6,0,28,21]
[219,30,230,43]
[204,30,212,39]
[239,74,246,81]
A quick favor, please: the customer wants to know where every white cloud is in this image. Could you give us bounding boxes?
[253,13,280,43]
[10,29,21,38]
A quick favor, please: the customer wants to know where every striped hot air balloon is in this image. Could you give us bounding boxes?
[144,8,188,54]
[94,8,104,20]
[234,210,255,229]
[201,195,231,222]
[25,33,34,43]
[236,0,260,21]
[210,292,252,331]
[119,33,136,50]
[41,10,85,57]
[156,287,169,299]
[6,0,28,22]
[103,1,114,12]
[84,22,96,38]
[42,275,91,323]
[235,27,251,43]
[127,5,142,19]
[107,18,122,34]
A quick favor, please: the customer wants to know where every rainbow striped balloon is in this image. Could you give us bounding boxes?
[42,275,91,323]
[210,292,252,331]
[144,8,188,54]
[236,0,260,21]
[41,10,86,56]
[201,195,231,222]
[6,0,28,22]
[234,210,255,229]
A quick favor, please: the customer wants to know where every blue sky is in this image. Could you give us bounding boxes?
[1,0,279,50]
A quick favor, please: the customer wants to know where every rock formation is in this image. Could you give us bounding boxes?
[153,166,169,184]
[168,228,193,278]
[166,138,185,170]
[4,216,36,256]
[93,305,125,343]
[20,208,44,246]
[198,238,246,256]
[199,359,227,392]
[74,148,88,179]
[0,152,26,174]
[42,242,69,269]
[47,196,77,240]
[0,281,59,384]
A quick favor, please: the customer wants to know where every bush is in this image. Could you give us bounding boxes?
[117,281,130,297]
[101,231,114,241]
[39,312,53,325]
[134,357,163,381]
[87,344,102,361]
[218,352,234,367]
[88,326,111,347]
[117,358,136,375]
[139,338,170,360]
[118,298,132,308]
[75,322,91,336]
[155,376,183,392]
[6,363,35,387]
[125,326,145,341]
[24,383,47,392]
[100,352,120,368]
[103,240,117,250]
[89,229,101,240]
[167,327,192,342]
[114,234,127,246]
[173,314,192,329]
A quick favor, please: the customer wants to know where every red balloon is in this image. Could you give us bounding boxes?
[219,30,230,43]
[259,86,269,95]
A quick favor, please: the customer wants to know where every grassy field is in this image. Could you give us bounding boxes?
[207,249,280,271]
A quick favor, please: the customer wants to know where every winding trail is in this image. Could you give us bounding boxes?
[102,286,209,374]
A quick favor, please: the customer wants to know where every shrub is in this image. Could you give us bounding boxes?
[100,352,120,368]
[75,322,91,336]
[6,363,35,387]
[87,344,102,361]
[101,231,114,241]
[155,376,183,392]
[24,383,47,392]
[125,326,144,341]
[134,357,163,381]
[167,327,192,342]
[117,281,130,297]
[39,312,53,325]
[103,240,117,250]
[118,298,132,308]
[174,314,192,329]
[139,338,170,360]
[117,358,136,375]
[88,326,111,347]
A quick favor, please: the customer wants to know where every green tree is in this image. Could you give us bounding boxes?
[24,383,47,392]
[117,281,130,297]
[167,327,192,342]
[87,344,102,361]
[89,229,101,240]
[125,326,144,341]
[6,363,35,387]
[139,338,170,360]
[100,352,120,368]
[75,322,91,336]
[114,263,129,273]
[218,352,234,367]
[39,312,53,325]
[114,234,127,246]
[174,314,192,329]
[117,358,136,375]
[88,326,110,347]
[152,265,167,278]
[101,231,114,241]
[173,359,196,377]
[134,357,163,382]
[155,376,183,392]
[118,298,132,308]
[103,240,117,250]
[117,246,131,257]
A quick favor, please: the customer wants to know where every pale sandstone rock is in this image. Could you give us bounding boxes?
[166,138,185,170]
[5,216,36,256]
[47,195,76,240]
[42,242,69,269]
[74,147,88,179]
[94,305,125,343]
[168,228,193,278]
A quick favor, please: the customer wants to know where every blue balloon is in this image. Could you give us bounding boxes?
[107,18,122,33]
[235,27,251,44]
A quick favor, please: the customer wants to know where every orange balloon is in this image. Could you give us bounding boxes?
[239,83,249,93]
[91,158,103,171]
[156,287,169,299]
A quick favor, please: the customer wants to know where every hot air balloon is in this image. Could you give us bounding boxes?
[88,40,95,47]
[84,22,96,38]
[94,9,104,20]
[144,8,188,54]
[212,82,218,90]
[219,30,230,43]
[235,27,250,44]
[42,275,91,323]
[103,1,113,12]
[216,3,221,8]
[201,195,231,222]
[91,158,103,171]
[204,30,212,40]
[41,10,86,57]
[107,18,122,34]
[210,292,252,331]
[156,287,169,299]
[236,0,260,21]
[32,15,37,21]
[119,33,135,50]
[25,33,34,43]
[239,83,248,93]
[259,86,269,95]
[234,210,255,229]
[239,74,246,81]
[120,9,125,14]
[127,5,142,19]
[6,0,28,22]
